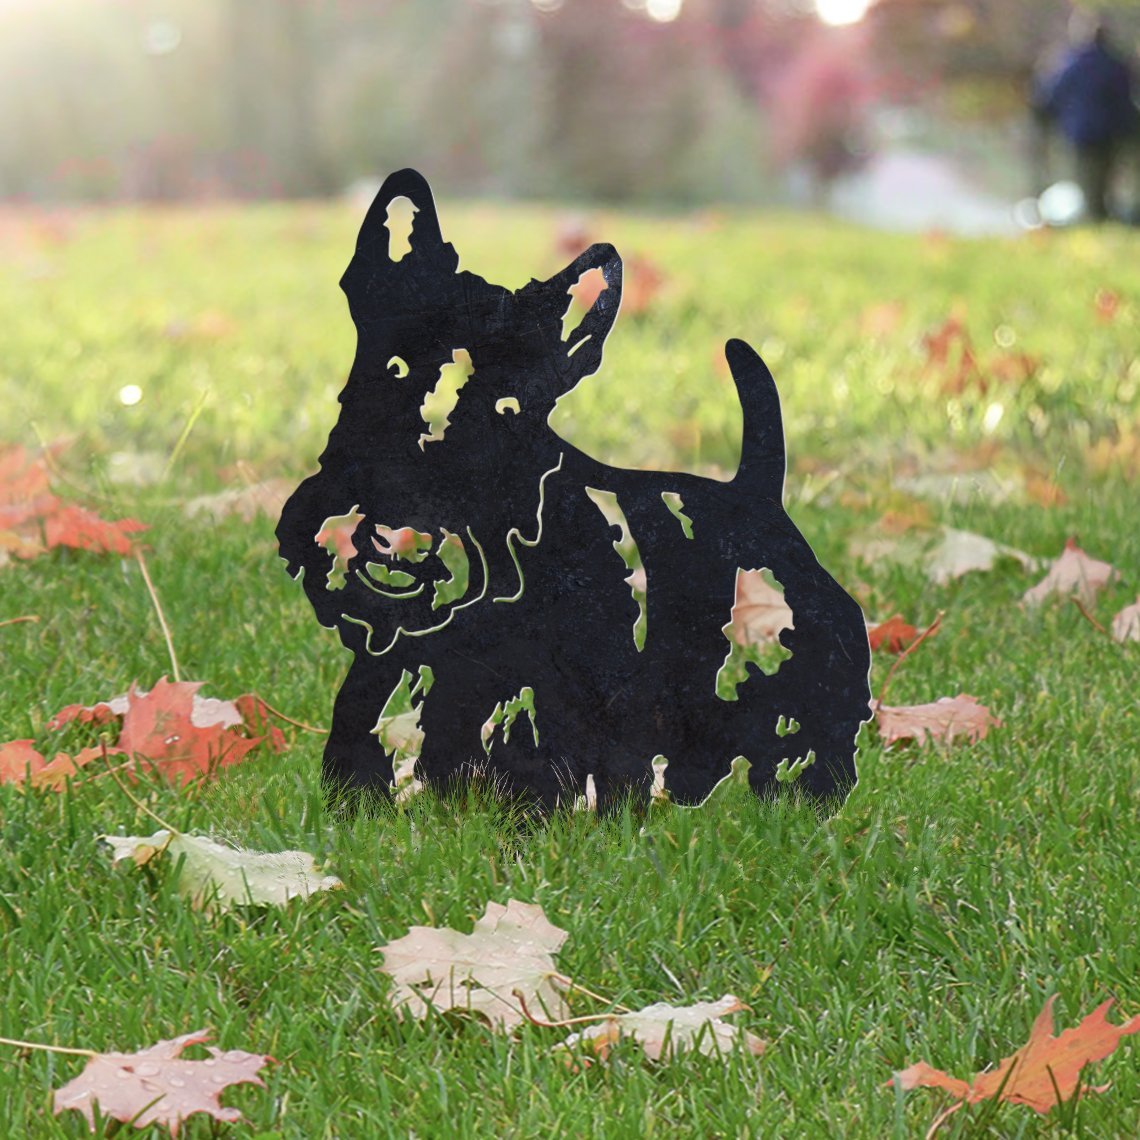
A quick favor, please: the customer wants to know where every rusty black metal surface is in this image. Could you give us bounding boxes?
[277,168,871,814]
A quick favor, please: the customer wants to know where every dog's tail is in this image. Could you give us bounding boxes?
[725,338,786,503]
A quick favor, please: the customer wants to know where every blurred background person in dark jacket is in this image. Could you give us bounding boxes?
[1033,10,1140,221]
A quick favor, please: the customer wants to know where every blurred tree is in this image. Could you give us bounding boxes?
[225,0,331,197]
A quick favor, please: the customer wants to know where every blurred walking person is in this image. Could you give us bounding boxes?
[1033,11,1139,222]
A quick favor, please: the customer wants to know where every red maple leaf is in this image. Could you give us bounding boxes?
[0,444,146,561]
[5,681,284,791]
[867,615,919,653]
[116,679,271,785]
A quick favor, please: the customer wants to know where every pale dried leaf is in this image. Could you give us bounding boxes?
[102,829,173,868]
[925,527,1039,585]
[102,830,343,910]
[896,469,1022,507]
[393,754,422,803]
[1022,539,1121,607]
[557,994,767,1063]
[379,899,571,1030]
[729,569,793,646]
[376,708,423,761]
[877,695,1001,745]
[53,1028,271,1136]
[184,479,292,524]
[1111,597,1140,643]
[851,524,1038,584]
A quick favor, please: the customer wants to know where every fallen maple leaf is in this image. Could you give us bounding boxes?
[101,828,343,911]
[556,994,766,1063]
[877,695,1001,746]
[0,444,145,566]
[867,615,920,653]
[184,479,292,524]
[889,995,1140,1117]
[623,253,667,317]
[50,679,284,786]
[1022,538,1120,607]
[925,528,1039,585]
[1023,471,1068,509]
[1111,597,1140,643]
[1094,287,1120,322]
[0,739,46,784]
[851,524,1039,585]
[0,740,114,790]
[379,899,571,1030]
[729,569,794,646]
[53,1029,271,1135]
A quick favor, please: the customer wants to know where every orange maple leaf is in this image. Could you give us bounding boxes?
[867,615,919,653]
[0,740,46,785]
[889,995,1140,1118]
[0,740,111,790]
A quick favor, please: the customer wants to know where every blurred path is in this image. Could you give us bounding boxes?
[828,148,1021,236]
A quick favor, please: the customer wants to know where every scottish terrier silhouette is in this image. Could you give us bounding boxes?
[278,169,871,814]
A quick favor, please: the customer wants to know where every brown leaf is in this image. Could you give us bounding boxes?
[0,444,145,563]
[1094,288,1120,322]
[867,615,920,653]
[53,1029,271,1135]
[623,253,666,317]
[922,316,984,394]
[889,995,1140,1115]
[1111,597,1140,643]
[728,569,794,646]
[379,899,571,1031]
[1022,538,1120,607]
[1023,471,1067,509]
[988,350,1038,385]
[557,994,766,1063]
[877,695,1001,746]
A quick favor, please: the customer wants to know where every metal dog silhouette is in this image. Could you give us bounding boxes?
[278,169,871,813]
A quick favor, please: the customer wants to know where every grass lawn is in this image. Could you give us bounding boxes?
[1,200,1138,1138]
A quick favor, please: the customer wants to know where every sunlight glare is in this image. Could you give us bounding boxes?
[646,0,683,22]
[816,0,871,26]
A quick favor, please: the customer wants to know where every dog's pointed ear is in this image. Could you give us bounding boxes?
[726,338,785,501]
[529,243,623,390]
[341,169,459,302]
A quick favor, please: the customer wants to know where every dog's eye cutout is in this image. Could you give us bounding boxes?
[387,356,409,379]
[494,397,521,416]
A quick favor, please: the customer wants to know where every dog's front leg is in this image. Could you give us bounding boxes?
[322,654,402,816]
